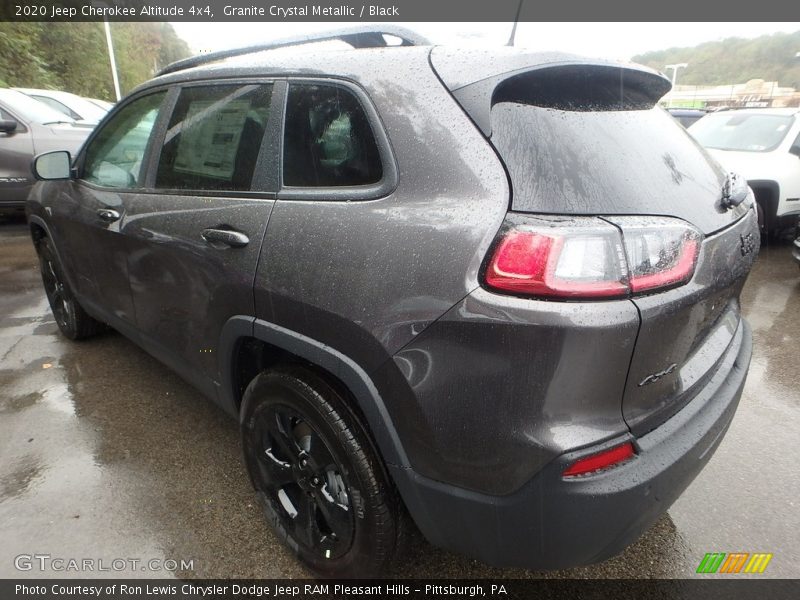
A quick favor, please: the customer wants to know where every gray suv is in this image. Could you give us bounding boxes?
[25,27,759,577]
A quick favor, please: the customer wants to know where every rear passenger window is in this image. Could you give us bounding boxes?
[283,84,382,187]
[156,84,273,192]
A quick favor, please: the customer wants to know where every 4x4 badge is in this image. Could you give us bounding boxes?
[638,363,678,387]
[740,233,756,256]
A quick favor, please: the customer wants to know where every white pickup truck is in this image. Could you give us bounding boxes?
[689,108,800,237]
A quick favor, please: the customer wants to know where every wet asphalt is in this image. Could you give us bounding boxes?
[1,214,798,580]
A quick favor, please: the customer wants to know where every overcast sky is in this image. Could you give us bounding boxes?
[171,22,800,61]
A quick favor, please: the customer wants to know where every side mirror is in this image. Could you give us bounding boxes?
[33,150,72,181]
[789,145,800,158]
[0,119,18,134]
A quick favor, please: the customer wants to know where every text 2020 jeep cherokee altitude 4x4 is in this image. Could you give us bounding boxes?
[26,27,759,577]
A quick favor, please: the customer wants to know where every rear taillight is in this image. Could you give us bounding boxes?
[484,215,701,300]
[562,441,636,478]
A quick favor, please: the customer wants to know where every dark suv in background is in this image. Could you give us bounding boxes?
[26,27,758,577]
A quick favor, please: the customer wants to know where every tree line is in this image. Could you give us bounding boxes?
[633,30,800,89]
[0,22,190,99]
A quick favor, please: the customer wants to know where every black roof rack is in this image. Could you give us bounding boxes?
[157,25,431,76]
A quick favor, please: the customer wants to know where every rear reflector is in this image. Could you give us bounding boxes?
[563,442,636,477]
[484,214,702,300]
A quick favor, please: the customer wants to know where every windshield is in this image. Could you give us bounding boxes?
[0,89,76,125]
[46,93,107,122]
[689,112,794,152]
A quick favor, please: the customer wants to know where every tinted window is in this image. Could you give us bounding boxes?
[689,112,795,152]
[283,84,382,187]
[156,84,273,192]
[491,103,726,220]
[83,92,165,189]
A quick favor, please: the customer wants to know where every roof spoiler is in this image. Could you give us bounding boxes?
[454,63,671,136]
[158,25,431,77]
[430,49,671,136]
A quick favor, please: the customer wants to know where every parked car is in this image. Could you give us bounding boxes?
[0,88,92,215]
[667,107,706,127]
[793,226,800,269]
[689,107,800,237]
[25,26,759,577]
[14,88,108,126]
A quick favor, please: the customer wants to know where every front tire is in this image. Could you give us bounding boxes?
[241,366,403,577]
[36,237,104,340]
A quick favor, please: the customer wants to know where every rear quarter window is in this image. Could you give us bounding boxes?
[282,83,382,187]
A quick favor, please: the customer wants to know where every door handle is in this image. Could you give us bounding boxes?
[97,208,121,222]
[201,228,249,248]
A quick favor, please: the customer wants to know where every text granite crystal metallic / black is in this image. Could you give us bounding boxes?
[23,26,760,577]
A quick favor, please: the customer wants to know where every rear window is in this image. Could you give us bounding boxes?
[156,84,273,192]
[491,103,726,217]
[688,112,794,152]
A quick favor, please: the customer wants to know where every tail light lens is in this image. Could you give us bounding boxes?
[562,441,636,478]
[616,218,702,293]
[484,215,702,300]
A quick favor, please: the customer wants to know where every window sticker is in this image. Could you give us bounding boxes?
[172,99,251,180]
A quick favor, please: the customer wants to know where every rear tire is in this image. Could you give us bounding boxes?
[37,237,104,340]
[241,366,404,577]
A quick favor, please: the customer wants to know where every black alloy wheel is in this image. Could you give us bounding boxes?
[241,366,405,577]
[37,236,104,340]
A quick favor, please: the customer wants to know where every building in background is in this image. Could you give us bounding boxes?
[663,79,800,109]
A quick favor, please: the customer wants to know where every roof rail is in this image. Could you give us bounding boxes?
[157,25,431,76]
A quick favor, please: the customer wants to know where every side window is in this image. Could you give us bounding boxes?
[283,84,382,187]
[155,84,273,192]
[83,92,165,189]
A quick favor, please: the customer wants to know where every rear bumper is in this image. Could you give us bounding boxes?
[392,319,752,569]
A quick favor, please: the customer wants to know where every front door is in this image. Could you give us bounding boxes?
[120,82,280,395]
[57,91,168,324]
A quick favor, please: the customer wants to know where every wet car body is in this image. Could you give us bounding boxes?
[25,30,759,572]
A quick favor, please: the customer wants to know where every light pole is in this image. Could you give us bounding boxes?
[103,19,122,101]
[665,63,689,108]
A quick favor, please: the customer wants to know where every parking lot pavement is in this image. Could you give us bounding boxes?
[1,215,798,579]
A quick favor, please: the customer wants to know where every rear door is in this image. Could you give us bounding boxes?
[120,81,281,395]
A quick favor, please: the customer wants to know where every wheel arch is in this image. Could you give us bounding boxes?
[748,179,780,232]
[27,215,81,294]
[218,316,410,470]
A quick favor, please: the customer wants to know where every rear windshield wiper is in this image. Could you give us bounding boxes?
[721,172,749,209]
